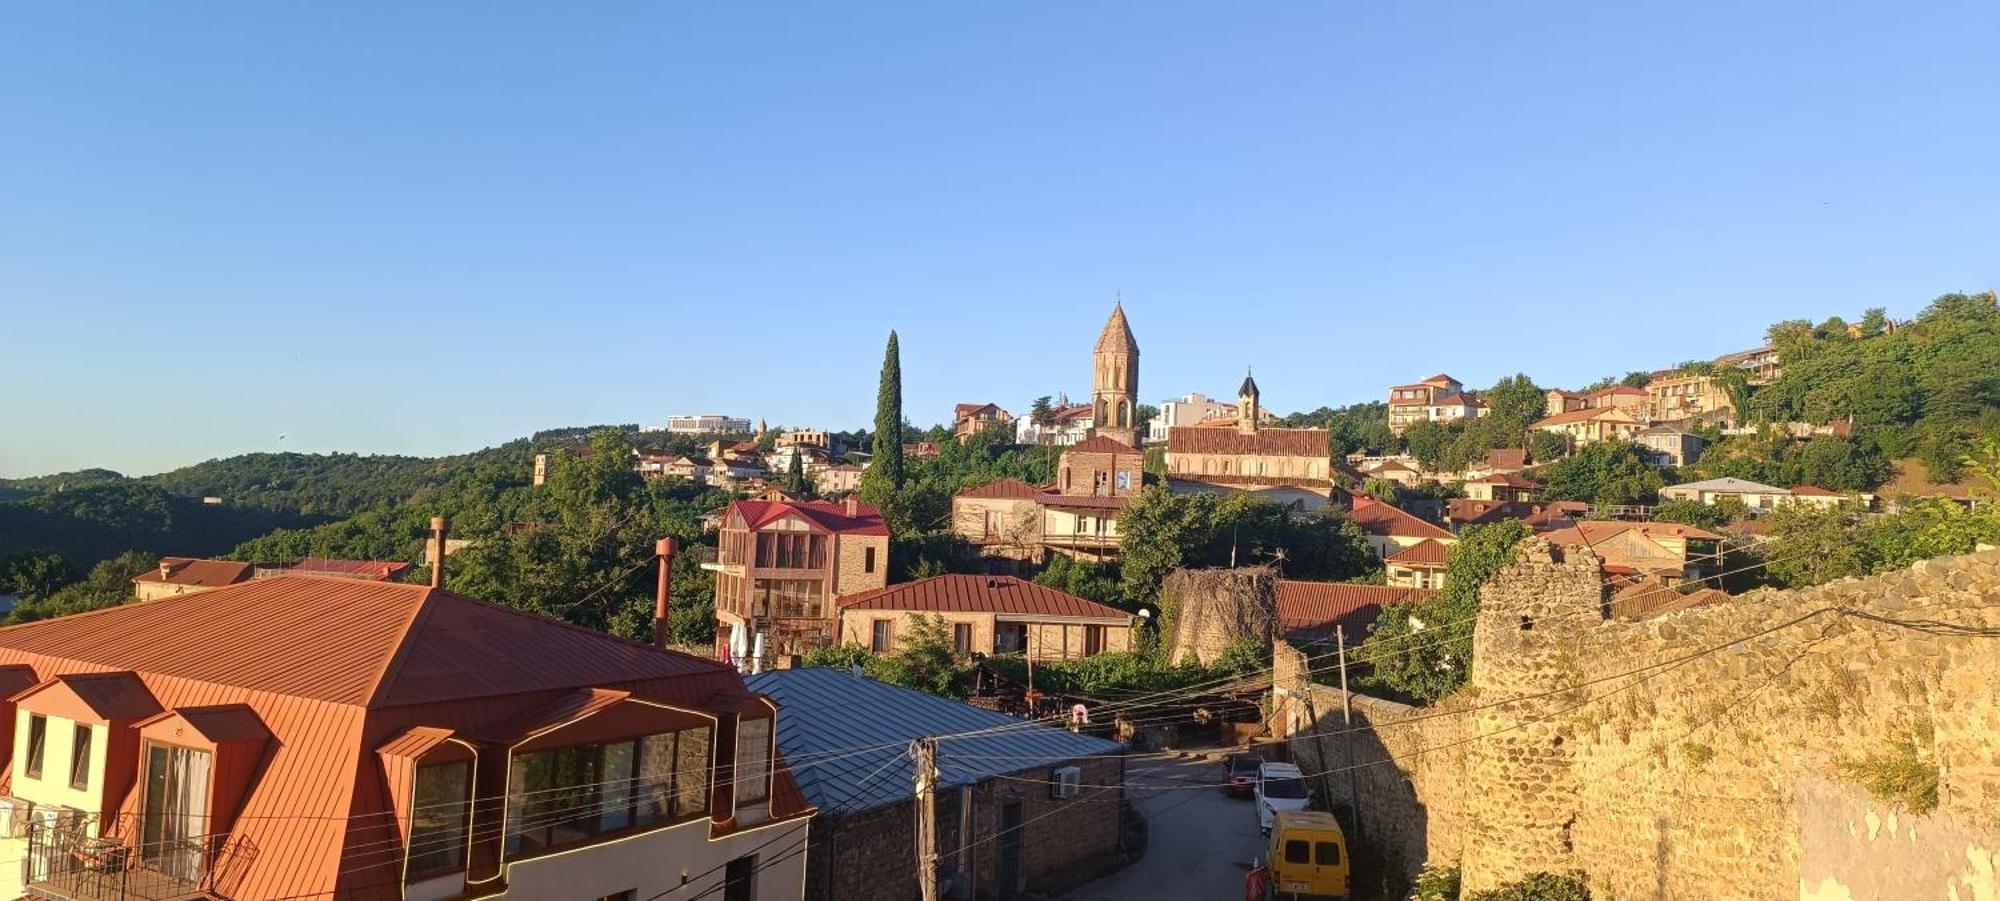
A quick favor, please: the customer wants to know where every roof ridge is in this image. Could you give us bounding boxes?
[415,585,734,676]
[364,586,443,708]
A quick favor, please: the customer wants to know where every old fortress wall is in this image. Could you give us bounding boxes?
[1279,541,2000,900]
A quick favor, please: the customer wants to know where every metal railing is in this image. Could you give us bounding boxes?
[22,813,244,901]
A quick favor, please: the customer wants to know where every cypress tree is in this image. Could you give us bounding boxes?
[864,331,907,502]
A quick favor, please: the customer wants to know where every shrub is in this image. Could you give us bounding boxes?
[1470,871,1591,901]
[1837,734,1939,814]
[1413,865,1463,901]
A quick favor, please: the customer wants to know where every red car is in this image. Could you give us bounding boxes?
[1226,754,1263,798]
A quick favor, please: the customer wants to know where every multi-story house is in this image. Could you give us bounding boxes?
[665,414,753,435]
[0,574,811,901]
[1531,406,1647,448]
[635,451,712,483]
[709,497,889,664]
[950,436,1142,565]
[1347,495,1458,561]
[952,403,1014,443]
[1384,538,1451,589]
[1715,345,1783,384]
[1537,521,1724,584]
[1463,471,1540,503]
[776,428,829,450]
[1632,426,1707,467]
[1388,374,1487,433]
[952,479,1052,562]
[1166,376,1334,511]
[1646,372,1737,425]
[1015,400,1094,447]
[1147,392,1276,443]
[813,462,863,496]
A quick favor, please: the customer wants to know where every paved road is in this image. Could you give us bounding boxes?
[1061,754,1266,901]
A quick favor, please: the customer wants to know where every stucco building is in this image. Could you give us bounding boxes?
[834,575,1136,661]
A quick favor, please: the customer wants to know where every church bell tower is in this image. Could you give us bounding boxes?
[1090,302,1141,446]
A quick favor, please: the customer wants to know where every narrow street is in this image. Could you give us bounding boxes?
[1062,754,1267,901]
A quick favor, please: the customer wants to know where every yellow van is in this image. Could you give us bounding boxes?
[1264,809,1349,900]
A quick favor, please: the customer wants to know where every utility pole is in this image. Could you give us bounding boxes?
[913,737,940,901]
[1337,625,1363,843]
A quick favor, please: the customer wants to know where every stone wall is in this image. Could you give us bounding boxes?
[1162,566,1276,665]
[1281,541,2000,899]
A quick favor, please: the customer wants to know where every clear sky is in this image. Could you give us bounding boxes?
[3,2,1996,477]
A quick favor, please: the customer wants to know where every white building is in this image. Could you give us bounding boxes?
[665,414,753,435]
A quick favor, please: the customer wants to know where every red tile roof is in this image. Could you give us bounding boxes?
[1484,448,1528,470]
[1068,435,1142,455]
[957,478,1052,500]
[1386,538,1451,568]
[837,575,1130,620]
[1348,496,1453,539]
[1167,426,1327,458]
[1275,580,1434,643]
[728,498,890,536]
[133,556,254,587]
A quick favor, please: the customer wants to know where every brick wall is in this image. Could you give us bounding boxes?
[808,755,1125,901]
[1059,450,1140,497]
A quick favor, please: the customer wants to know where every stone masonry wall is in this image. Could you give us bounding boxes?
[1282,542,2000,900]
[1163,566,1276,665]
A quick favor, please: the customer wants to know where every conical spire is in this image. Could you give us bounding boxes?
[1094,302,1139,355]
[1239,368,1260,399]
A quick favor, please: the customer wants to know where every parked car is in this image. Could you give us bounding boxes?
[1262,809,1349,900]
[1253,761,1313,834]
[1226,754,1263,797]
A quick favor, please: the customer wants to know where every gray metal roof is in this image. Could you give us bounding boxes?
[1665,476,1788,494]
[746,667,1121,817]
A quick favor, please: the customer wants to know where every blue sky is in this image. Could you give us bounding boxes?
[3,2,1996,477]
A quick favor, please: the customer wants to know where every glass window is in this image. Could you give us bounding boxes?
[69,723,91,791]
[735,717,771,806]
[409,760,472,878]
[871,620,892,653]
[1284,839,1310,864]
[1084,626,1105,657]
[863,546,877,573]
[1315,841,1342,866]
[25,714,46,779]
[953,623,972,653]
[506,729,705,856]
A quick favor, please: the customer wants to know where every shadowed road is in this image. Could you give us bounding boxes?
[1062,754,1266,901]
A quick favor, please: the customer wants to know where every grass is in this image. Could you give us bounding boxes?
[1678,742,1715,769]
[1837,731,1940,815]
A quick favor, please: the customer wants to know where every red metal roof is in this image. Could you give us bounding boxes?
[1067,435,1141,455]
[727,498,890,536]
[1386,538,1451,568]
[1275,580,1434,643]
[837,575,1130,620]
[1348,496,1453,539]
[957,478,1052,500]
[133,556,254,587]
[275,558,413,581]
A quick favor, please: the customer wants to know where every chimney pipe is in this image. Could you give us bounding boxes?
[159,561,173,581]
[654,537,679,648]
[429,516,450,588]
[844,496,859,518]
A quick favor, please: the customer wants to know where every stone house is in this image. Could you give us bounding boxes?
[1057,435,1143,498]
[710,497,890,664]
[1631,426,1706,467]
[1646,372,1736,424]
[747,667,1125,901]
[952,478,1051,562]
[835,574,1135,661]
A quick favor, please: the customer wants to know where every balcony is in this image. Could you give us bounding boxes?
[23,817,248,901]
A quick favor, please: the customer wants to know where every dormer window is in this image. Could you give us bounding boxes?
[409,760,471,878]
[735,717,771,807]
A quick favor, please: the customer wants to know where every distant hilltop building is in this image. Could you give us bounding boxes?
[1387,373,1488,434]
[1165,374,1335,511]
[664,413,752,435]
[1148,392,1272,443]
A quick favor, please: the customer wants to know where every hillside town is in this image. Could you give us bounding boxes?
[4,293,1998,901]
[6,5,2000,900]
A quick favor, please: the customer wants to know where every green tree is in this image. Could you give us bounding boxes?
[1358,519,1530,703]
[783,453,809,496]
[1403,420,1453,473]
[1650,499,1730,531]
[1116,488,1376,607]
[1760,504,1869,588]
[1536,441,1665,505]
[6,551,159,624]
[861,331,907,506]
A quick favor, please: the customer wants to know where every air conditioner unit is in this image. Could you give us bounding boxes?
[1051,766,1082,800]
[0,797,30,838]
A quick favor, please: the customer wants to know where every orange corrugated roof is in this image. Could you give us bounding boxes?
[837,575,1129,620]
[728,498,890,536]
[135,704,272,743]
[0,575,731,707]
